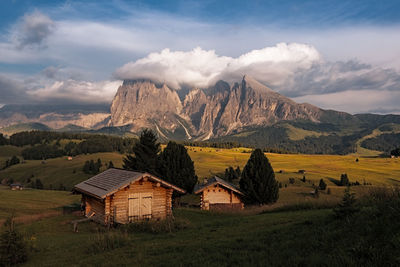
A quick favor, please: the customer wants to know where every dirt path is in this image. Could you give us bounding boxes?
[0,210,62,225]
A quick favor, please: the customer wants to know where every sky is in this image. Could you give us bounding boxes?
[0,0,400,114]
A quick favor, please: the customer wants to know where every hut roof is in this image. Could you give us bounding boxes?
[74,168,186,199]
[194,176,244,195]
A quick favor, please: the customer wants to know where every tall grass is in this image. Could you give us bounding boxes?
[86,229,130,254]
[123,217,191,234]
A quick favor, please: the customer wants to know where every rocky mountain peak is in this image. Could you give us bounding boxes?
[109,77,324,139]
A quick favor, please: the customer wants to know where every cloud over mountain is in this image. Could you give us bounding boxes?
[115,43,321,89]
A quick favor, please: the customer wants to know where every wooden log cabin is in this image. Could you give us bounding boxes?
[73,168,186,225]
[194,176,244,211]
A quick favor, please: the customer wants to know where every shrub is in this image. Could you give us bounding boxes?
[0,216,28,266]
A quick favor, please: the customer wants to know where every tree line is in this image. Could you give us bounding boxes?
[361,133,400,153]
[0,131,137,160]
[124,129,279,205]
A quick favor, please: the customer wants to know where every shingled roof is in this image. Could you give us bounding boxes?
[194,176,244,195]
[74,168,186,199]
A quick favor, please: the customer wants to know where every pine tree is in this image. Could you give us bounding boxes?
[224,166,239,182]
[302,175,306,183]
[239,149,279,205]
[158,141,197,193]
[334,186,359,220]
[0,216,27,265]
[108,161,114,169]
[0,133,8,145]
[340,173,349,186]
[83,160,90,174]
[123,129,160,175]
[235,166,241,178]
[318,179,327,190]
[35,179,43,189]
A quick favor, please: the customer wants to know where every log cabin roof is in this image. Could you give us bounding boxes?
[74,168,186,199]
[194,176,244,195]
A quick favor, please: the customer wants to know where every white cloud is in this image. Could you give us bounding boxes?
[27,79,122,104]
[293,90,400,114]
[115,43,321,89]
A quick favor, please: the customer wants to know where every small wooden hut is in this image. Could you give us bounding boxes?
[74,168,185,225]
[194,176,244,211]
[10,183,23,190]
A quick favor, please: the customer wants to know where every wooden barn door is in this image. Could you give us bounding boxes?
[128,193,140,221]
[140,192,152,220]
[128,192,153,221]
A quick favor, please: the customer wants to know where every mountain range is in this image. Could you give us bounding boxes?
[1,76,400,154]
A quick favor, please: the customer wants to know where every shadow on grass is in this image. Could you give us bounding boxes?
[328,177,341,186]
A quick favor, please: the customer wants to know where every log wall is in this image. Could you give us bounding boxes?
[109,179,171,224]
[84,195,106,224]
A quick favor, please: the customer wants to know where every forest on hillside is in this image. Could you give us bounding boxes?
[0,131,136,160]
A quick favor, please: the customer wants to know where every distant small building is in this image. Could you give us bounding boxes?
[10,183,23,190]
[194,176,244,211]
[73,168,186,225]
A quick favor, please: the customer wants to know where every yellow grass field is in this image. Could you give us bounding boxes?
[187,147,400,186]
[1,146,399,190]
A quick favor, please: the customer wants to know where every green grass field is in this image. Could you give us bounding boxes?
[3,194,398,266]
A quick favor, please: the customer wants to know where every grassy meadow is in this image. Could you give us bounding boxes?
[1,190,399,266]
[1,145,399,266]
[0,145,399,194]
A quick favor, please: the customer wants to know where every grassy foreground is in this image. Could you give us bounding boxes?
[5,194,399,267]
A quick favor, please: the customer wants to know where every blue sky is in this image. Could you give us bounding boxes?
[0,0,400,113]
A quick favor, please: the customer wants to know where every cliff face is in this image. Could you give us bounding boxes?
[110,76,325,140]
[110,79,184,134]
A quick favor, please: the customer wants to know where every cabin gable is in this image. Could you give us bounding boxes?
[195,177,244,211]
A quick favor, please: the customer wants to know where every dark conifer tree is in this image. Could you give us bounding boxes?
[333,186,359,220]
[123,129,160,175]
[224,166,239,182]
[0,216,27,265]
[158,141,197,193]
[340,173,349,186]
[108,161,114,169]
[35,179,43,189]
[239,148,279,204]
[89,160,95,174]
[0,133,8,145]
[235,166,241,178]
[83,161,90,174]
[319,179,327,190]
